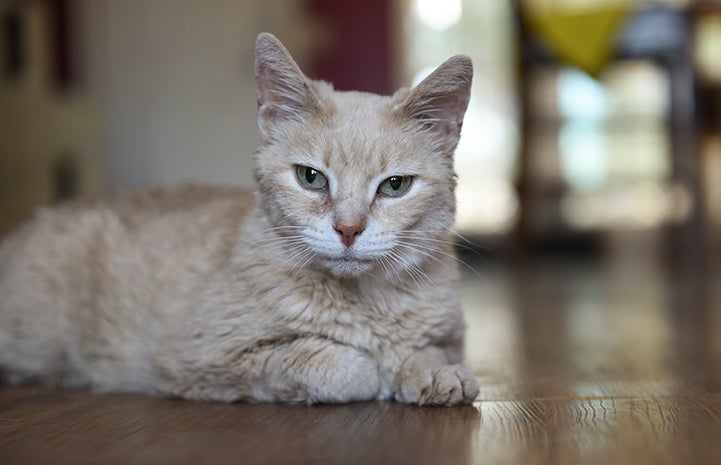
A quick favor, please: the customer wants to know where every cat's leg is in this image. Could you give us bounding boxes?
[393,346,479,406]
[0,228,77,387]
[257,337,382,404]
[167,336,383,403]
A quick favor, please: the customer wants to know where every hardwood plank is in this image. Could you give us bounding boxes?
[0,389,480,465]
[4,389,721,465]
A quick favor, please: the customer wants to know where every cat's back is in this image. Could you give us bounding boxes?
[0,184,257,306]
[3,183,254,247]
[61,183,255,229]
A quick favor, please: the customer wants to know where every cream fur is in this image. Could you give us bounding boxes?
[0,33,479,405]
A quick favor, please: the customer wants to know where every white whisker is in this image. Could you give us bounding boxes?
[392,234,485,282]
[394,240,450,271]
[378,254,408,293]
[289,248,316,277]
[385,248,435,289]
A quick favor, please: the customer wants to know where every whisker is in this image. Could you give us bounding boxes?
[248,225,307,235]
[251,237,306,256]
[285,244,312,264]
[395,229,485,255]
[253,232,305,242]
[386,249,435,289]
[247,231,319,276]
[289,249,316,277]
[393,240,450,271]
[393,239,485,282]
[393,231,488,258]
[378,254,408,293]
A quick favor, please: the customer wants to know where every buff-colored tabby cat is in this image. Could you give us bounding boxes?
[0,33,478,405]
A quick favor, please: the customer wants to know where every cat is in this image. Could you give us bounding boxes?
[0,33,479,406]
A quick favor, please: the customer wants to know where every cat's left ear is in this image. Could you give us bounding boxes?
[398,55,473,154]
[255,33,320,142]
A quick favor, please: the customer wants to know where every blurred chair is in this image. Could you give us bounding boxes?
[513,1,707,272]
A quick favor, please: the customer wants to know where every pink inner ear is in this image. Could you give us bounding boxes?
[256,69,276,107]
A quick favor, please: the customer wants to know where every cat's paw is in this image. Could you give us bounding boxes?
[394,364,479,406]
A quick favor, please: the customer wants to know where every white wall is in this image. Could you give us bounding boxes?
[82,0,319,190]
[0,2,102,233]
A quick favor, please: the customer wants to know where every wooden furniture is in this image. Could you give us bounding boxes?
[513,2,708,272]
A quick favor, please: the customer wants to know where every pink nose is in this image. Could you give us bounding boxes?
[334,222,365,248]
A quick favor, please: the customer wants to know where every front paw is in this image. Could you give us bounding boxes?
[394,364,479,406]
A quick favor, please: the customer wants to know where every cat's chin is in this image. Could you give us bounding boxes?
[320,256,375,278]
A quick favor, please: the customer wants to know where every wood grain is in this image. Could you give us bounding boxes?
[2,264,721,464]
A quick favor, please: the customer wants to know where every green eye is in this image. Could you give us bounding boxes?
[295,165,329,190]
[377,176,413,197]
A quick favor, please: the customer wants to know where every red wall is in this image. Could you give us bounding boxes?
[305,0,393,95]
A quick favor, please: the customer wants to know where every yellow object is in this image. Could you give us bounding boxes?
[524,3,633,77]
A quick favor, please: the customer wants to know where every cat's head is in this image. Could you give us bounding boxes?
[253,33,472,279]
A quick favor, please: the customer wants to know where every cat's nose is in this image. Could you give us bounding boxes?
[334,221,365,248]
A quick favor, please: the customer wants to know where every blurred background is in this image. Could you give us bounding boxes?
[0,0,719,277]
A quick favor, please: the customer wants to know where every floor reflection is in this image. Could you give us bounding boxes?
[475,396,721,465]
[462,261,721,400]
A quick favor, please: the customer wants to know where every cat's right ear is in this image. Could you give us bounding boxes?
[255,33,320,142]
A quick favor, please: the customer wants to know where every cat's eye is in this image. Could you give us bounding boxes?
[377,176,413,197]
[295,165,329,190]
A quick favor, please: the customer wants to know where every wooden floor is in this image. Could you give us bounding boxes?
[2,260,721,464]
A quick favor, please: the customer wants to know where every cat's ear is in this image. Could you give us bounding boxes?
[255,33,320,142]
[399,55,473,154]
